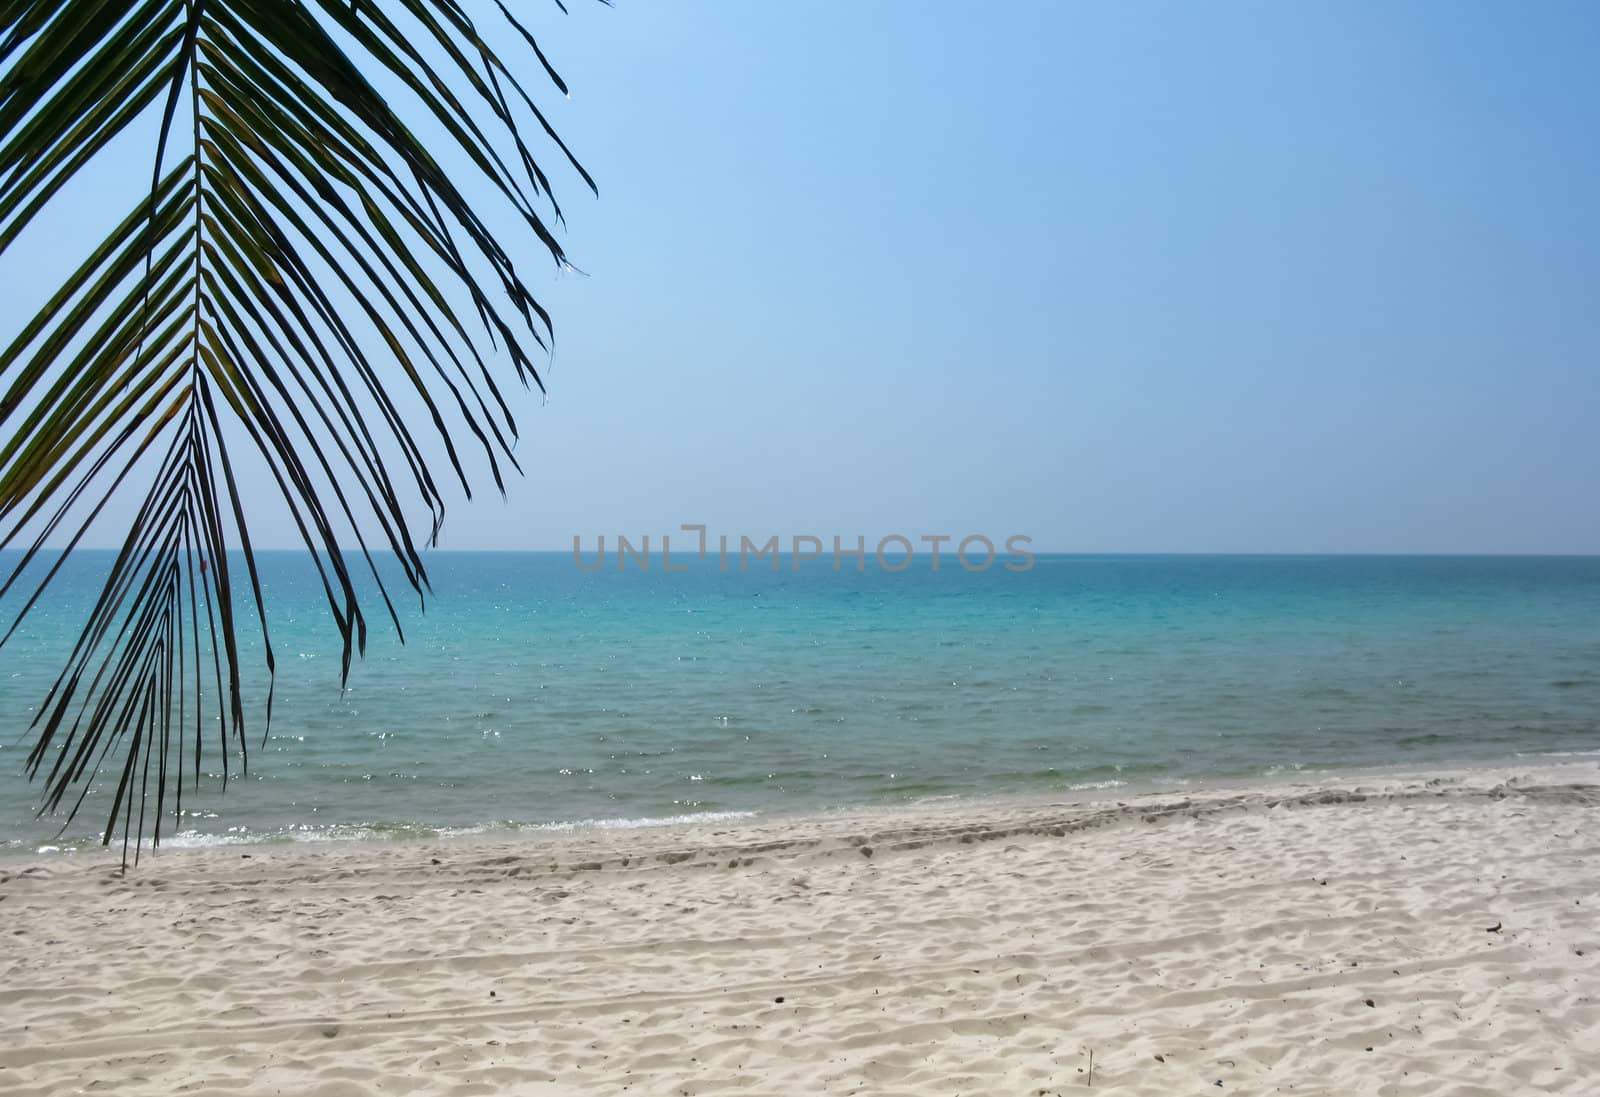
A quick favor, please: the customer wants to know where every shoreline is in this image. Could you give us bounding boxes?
[4,757,1598,1094]
[5,748,1598,865]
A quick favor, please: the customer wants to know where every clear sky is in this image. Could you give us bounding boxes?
[7,1,1600,553]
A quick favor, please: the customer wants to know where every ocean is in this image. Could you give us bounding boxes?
[2,551,1597,852]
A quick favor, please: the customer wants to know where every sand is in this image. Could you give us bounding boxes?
[3,762,1599,1096]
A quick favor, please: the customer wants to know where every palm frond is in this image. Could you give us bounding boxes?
[0,0,593,863]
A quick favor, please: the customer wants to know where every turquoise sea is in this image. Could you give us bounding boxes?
[2,552,1598,852]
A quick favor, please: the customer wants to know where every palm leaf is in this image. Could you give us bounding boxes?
[0,0,597,864]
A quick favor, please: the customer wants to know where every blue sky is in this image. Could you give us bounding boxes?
[7,1,1600,553]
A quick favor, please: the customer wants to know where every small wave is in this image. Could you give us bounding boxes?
[78,810,765,852]
[150,830,257,849]
[518,810,758,833]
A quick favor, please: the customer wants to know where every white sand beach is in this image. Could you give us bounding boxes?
[3,762,1599,1096]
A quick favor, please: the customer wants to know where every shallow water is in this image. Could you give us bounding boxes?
[2,552,1597,851]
